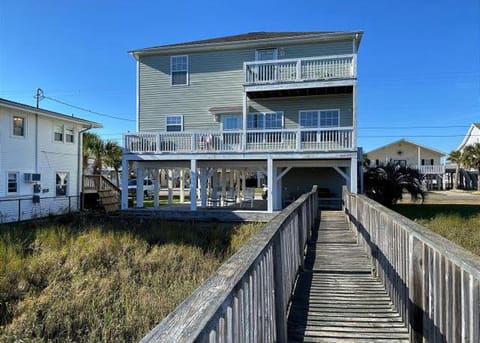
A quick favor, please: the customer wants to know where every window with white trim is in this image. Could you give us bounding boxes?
[247,112,283,130]
[54,124,64,142]
[221,115,241,131]
[65,127,74,143]
[166,115,183,132]
[7,172,18,193]
[171,55,188,86]
[56,172,69,196]
[299,110,340,142]
[13,116,25,137]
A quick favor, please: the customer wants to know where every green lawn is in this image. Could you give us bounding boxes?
[393,204,480,256]
[0,214,262,342]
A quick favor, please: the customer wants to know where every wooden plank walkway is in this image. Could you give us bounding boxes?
[287,211,410,342]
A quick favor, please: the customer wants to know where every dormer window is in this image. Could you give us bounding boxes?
[171,55,188,86]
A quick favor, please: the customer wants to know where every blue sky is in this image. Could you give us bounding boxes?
[0,0,479,154]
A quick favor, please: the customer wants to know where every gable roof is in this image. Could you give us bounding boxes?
[0,98,102,128]
[366,139,446,157]
[457,123,480,151]
[130,31,363,58]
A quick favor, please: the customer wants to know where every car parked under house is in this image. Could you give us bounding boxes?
[122,31,363,212]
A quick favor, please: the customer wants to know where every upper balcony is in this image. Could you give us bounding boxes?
[244,54,356,93]
[123,127,355,157]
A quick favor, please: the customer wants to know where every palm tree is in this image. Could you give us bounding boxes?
[83,132,104,175]
[104,140,123,186]
[448,150,462,190]
[364,161,425,207]
[461,143,480,191]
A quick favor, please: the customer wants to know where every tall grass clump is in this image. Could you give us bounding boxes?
[394,204,480,256]
[0,215,262,342]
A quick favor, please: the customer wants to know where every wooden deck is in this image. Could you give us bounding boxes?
[287,211,410,342]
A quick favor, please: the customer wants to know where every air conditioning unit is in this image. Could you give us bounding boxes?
[24,173,41,183]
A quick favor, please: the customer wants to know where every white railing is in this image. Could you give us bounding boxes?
[413,165,445,175]
[123,127,354,154]
[244,54,355,85]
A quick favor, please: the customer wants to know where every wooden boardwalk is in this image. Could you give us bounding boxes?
[287,211,410,342]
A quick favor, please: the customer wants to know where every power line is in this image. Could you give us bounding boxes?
[43,95,135,122]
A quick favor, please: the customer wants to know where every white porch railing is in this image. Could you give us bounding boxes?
[413,165,445,175]
[244,54,356,85]
[123,127,354,154]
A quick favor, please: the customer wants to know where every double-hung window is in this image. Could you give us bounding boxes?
[7,172,18,193]
[13,116,25,137]
[166,115,183,132]
[56,172,69,196]
[171,55,188,86]
[54,124,64,142]
[299,110,340,142]
[65,127,75,143]
[247,112,283,144]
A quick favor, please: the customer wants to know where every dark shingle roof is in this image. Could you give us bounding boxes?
[130,31,361,54]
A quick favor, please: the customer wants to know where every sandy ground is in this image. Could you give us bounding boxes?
[399,190,480,205]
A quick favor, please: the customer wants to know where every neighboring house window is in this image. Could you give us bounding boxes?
[171,55,188,86]
[166,115,183,132]
[247,112,283,130]
[430,159,434,165]
[421,159,425,166]
[375,159,380,166]
[65,127,75,143]
[222,115,241,131]
[56,172,69,196]
[54,124,64,142]
[13,116,25,137]
[7,172,18,193]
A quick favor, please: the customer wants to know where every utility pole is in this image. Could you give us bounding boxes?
[35,88,44,108]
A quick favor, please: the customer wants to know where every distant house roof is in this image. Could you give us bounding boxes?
[366,139,446,157]
[0,98,102,128]
[457,123,480,151]
[130,31,363,58]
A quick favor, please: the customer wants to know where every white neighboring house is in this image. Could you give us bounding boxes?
[457,123,480,151]
[0,98,101,223]
[366,139,446,190]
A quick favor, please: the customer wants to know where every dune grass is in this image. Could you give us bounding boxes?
[0,214,262,342]
[393,204,480,256]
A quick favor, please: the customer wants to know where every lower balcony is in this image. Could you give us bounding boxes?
[123,127,355,155]
[414,165,446,175]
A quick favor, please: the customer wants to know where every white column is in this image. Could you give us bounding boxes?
[200,168,208,208]
[121,158,129,209]
[236,170,241,203]
[212,169,218,199]
[179,169,185,203]
[221,168,226,205]
[153,169,160,209]
[190,160,197,211]
[136,165,144,208]
[242,92,247,152]
[350,155,358,193]
[276,177,282,210]
[167,169,173,205]
[241,170,246,195]
[267,158,274,213]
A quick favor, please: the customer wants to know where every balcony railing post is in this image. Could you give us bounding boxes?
[192,133,196,152]
[156,134,161,153]
[296,60,301,81]
[296,129,301,151]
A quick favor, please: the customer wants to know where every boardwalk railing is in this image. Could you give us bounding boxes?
[83,175,121,196]
[343,188,480,342]
[141,186,319,342]
[124,127,354,154]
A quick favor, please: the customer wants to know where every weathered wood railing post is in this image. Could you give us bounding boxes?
[140,186,318,342]
[342,187,480,342]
